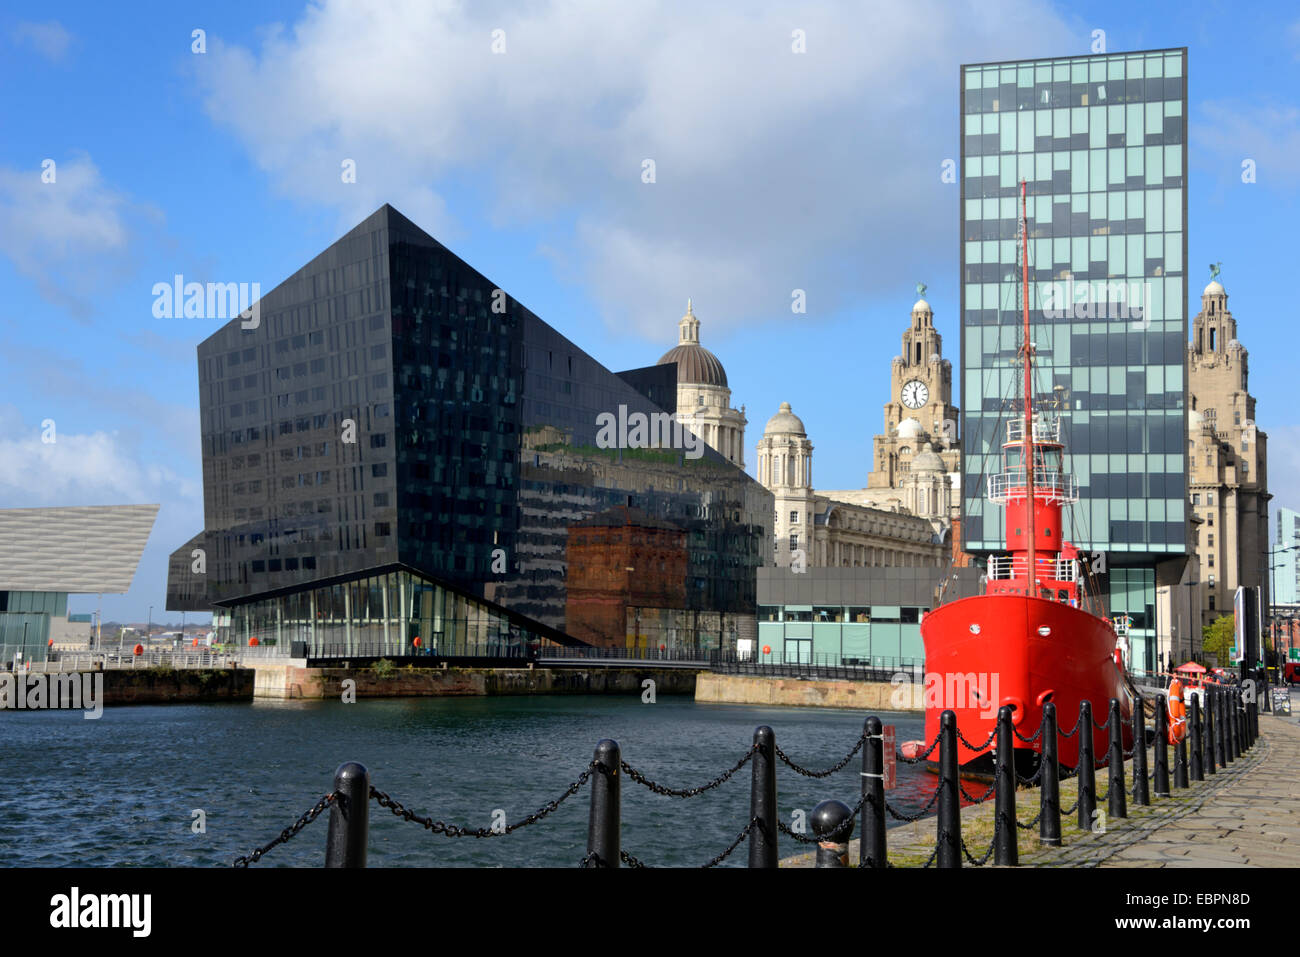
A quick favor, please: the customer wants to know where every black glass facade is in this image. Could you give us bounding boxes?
[170,205,772,651]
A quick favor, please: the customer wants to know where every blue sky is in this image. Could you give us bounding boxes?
[1,0,1297,622]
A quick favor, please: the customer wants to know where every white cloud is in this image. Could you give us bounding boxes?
[12,20,73,62]
[192,0,1076,338]
[0,410,200,508]
[1192,101,1300,190]
[0,154,160,319]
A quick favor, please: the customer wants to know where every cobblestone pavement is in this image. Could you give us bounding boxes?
[1027,714,1295,869]
[781,713,1294,868]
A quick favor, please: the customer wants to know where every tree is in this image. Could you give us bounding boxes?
[1202,614,1235,662]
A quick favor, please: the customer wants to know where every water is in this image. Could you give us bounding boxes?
[0,696,937,867]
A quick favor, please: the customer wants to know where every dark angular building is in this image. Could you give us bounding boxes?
[168,206,772,657]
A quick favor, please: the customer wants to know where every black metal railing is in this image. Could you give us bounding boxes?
[232,682,1261,869]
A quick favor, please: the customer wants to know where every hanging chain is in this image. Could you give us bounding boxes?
[232,791,337,867]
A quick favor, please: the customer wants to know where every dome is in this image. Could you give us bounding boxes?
[656,299,728,387]
[912,442,944,473]
[1204,280,1225,296]
[912,298,932,314]
[764,402,806,436]
[897,417,924,439]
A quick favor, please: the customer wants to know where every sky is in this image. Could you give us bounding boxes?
[1,0,1297,623]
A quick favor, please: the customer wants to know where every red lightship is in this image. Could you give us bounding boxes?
[919,180,1136,775]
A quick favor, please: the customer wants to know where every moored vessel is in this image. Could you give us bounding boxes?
[919,180,1136,776]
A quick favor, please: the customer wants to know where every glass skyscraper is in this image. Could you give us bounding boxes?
[168,205,772,657]
[959,49,1189,672]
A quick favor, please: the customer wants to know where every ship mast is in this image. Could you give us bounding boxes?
[1020,180,1037,595]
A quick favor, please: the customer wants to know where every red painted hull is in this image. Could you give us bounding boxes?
[921,594,1135,771]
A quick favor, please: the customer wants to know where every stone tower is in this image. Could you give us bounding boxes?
[869,291,960,489]
[756,402,815,566]
[1187,272,1271,628]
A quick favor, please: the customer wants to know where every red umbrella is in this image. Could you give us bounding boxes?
[1174,661,1206,673]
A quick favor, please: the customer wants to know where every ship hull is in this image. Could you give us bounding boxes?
[921,594,1134,773]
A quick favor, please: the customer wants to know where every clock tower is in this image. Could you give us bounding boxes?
[868,286,960,489]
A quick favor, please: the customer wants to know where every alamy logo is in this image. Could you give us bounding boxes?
[49,887,151,937]
[152,274,261,328]
[890,670,1001,719]
[595,405,703,459]
[1041,275,1152,329]
[0,672,104,719]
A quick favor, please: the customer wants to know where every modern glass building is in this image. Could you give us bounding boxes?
[168,205,772,657]
[959,49,1190,672]
[1273,507,1300,610]
[755,566,982,667]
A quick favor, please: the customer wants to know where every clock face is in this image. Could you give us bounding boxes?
[901,379,929,410]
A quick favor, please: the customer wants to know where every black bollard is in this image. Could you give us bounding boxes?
[1077,700,1096,831]
[811,799,854,867]
[586,739,621,868]
[1107,699,1127,820]
[994,705,1017,866]
[1217,685,1230,766]
[749,726,777,868]
[1227,686,1237,764]
[1131,691,1149,807]
[1248,699,1258,748]
[1189,694,1204,781]
[1174,736,1188,789]
[1203,686,1216,776]
[1039,702,1061,847]
[1153,693,1170,798]
[936,710,961,868]
[860,716,886,868]
[324,761,370,868]
[1228,690,1239,761]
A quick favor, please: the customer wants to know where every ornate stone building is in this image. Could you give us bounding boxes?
[755,291,962,571]
[869,292,961,488]
[656,300,747,467]
[756,401,946,569]
[1186,273,1271,629]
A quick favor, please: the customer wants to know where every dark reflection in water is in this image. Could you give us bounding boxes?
[0,695,970,867]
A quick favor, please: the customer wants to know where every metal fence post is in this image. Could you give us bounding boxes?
[1203,685,1216,776]
[1107,698,1127,820]
[324,762,369,868]
[749,726,777,868]
[812,800,853,867]
[1153,693,1170,797]
[1131,691,1149,807]
[994,705,1017,866]
[937,710,961,868]
[1077,700,1096,831]
[586,739,621,868]
[1040,702,1061,846]
[860,716,886,868]
[1189,694,1204,782]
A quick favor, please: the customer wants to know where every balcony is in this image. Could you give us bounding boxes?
[988,554,1078,582]
[987,469,1079,505]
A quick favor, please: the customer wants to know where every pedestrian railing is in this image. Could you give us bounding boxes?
[230,683,1260,868]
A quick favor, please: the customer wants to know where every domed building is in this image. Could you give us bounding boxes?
[656,300,747,467]
[757,400,947,570]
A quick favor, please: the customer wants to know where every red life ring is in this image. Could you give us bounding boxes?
[1167,678,1187,745]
